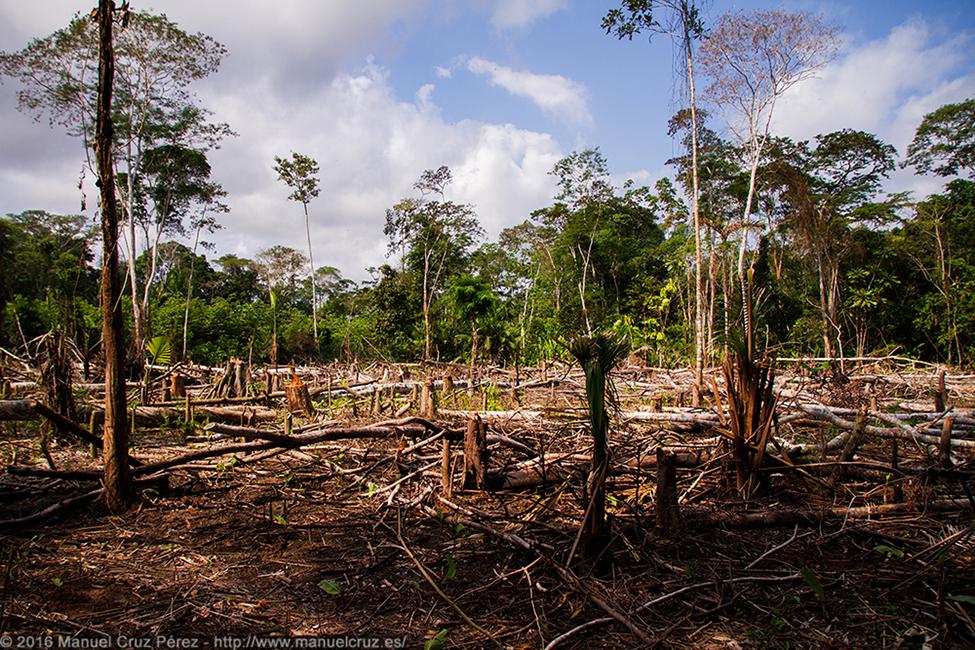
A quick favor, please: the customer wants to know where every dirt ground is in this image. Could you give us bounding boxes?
[1,363,973,648]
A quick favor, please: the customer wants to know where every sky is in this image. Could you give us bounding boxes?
[1,0,973,282]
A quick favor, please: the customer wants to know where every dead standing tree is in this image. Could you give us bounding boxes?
[698,10,837,318]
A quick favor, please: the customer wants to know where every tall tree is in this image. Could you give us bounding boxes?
[905,97,975,179]
[274,152,322,345]
[550,149,614,335]
[770,130,899,360]
[1,11,230,355]
[94,0,132,514]
[603,0,708,403]
[385,167,482,360]
[698,10,837,290]
[135,142,223,346]
[901,181,975,365]
[181,194,225,361]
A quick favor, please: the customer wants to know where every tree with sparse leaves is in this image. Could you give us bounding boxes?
[274,152,322,346]
[698,9,837,288]
[1,9,231,357]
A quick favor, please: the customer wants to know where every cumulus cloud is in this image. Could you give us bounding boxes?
[772,18,975,198]
[490,0,567,30]
[0,1,565,280]
[1,1,428,101]
[467,56,592,126]
[193,62,564,279]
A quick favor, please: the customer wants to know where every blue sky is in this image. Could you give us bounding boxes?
[1,1,973,280]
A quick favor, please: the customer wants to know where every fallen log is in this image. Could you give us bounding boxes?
[696,497,974,529]
[11,420,442,482]
[0,399,142,466]
[79,403,276,426]
[798,405,975,449]
[487,448,712,490]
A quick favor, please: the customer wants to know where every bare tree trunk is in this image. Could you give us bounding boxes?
[96,0,133,514]
[182,225,202,361]
[422,249,431,361]
[576,231,596,337]
[722,249,731,354]
[816,251,834,358]
[303,202,318,344]
[827,261,844,368]
[119,130,144,361]
[933,218,962,365]
[686,28,705,407]
[469,321,478,384]
[707,236,718,356]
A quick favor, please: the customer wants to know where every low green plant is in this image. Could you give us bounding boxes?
[442,554,457,583]
[317,578,341,595]
[424,629,448,650]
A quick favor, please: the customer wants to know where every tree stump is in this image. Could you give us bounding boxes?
[285,367,314,416]
[421,379,437,418]
[441,437,453,499]
[462,415,489,489]
[655,449,681,535]
[833,406,868,484]
[215,359,250,398]
[170,373,186,399]
[443,375,454,405]
[939,415,955,468]
[934,369,948,412]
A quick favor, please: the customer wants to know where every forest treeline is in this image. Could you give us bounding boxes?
[1,9,973,371]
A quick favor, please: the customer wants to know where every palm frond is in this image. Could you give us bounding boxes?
[145,335,172,367]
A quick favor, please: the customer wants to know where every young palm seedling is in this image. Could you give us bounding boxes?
[567,332,627,564]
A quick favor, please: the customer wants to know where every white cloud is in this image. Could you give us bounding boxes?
[772,18,975,198]
[490,0,567,30]
[467,56,592,126]
[434,65,452,79]
[200,61,562,280]
[0,1,565,280]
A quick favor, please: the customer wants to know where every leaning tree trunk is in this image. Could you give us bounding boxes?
[96,0,133,514]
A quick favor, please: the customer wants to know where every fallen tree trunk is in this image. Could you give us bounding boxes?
[487,448,713,490]
[9,420,441,482]
[0,399,142,466]
[696,497,974,529]
[79,403,277,426]
[799,405,975,449]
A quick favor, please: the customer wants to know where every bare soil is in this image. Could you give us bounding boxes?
[1,361,973,648]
